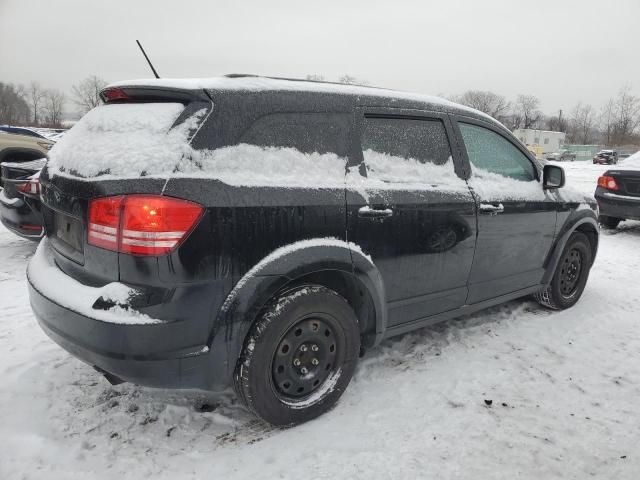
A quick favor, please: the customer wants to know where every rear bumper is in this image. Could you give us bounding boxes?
[596,189,640,220]
[29,280,216,389]
[27,240,233,390]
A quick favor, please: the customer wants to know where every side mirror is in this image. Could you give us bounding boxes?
[543,164,565,189]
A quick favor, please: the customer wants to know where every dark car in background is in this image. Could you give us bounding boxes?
[0,158,46,239]
[27,76,599,426]
[593,149,618,165]
[595,167,640,228]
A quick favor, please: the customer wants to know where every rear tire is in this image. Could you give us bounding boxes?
[234,285,360,426]
[535,232,593,310]
[599,215,621,229]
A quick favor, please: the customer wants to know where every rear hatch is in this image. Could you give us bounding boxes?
[40,86,212,286]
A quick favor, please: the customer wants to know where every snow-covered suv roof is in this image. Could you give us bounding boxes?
[107,74,502,128]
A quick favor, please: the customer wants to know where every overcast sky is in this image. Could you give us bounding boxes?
[1,0,639,114]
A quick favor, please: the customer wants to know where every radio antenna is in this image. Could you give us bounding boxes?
[136,40,160,78]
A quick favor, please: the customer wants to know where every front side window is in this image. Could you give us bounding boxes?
[459,123,535,182]
[360,117,458,184]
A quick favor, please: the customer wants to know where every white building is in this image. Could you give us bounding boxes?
[513,129,566,154]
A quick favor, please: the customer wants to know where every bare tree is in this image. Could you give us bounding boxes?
[612,85,640,146]
[546,111,568,133]
[0,83,31,124]
[43,89,66,127]
[455,90,510,119]
[569,103,595,144]
[27,81,45,125]
[599,99,615,146]
[516,94,542,129]
[71,75,107,114]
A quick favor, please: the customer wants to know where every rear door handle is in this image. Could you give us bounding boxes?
[479,203,505,214]
[358,206,394,218]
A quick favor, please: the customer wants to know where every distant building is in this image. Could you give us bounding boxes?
[513,129,566,154]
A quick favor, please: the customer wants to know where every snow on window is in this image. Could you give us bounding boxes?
[361,150,467,190]
[47,103,195,178]
[184,144,348,187]
[468,167,545,201]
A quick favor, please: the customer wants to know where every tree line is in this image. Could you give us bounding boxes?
[2,73,639,147]
[450,86,640,147]
[0,76,106,128]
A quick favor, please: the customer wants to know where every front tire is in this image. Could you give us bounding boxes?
[235,285,360,426]
[535,232,593,310]
[599,215,621,229]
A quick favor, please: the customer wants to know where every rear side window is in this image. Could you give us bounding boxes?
[241,113,350,156]
[362,117,451,166]
[359,117,460,185]
[459,123,535,182]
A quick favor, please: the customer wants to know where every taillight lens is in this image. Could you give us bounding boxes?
[597,175,619,191]
[120,196,204,255]
[87,195,203,255]
[88,196,124,251]
[16,179,41,195]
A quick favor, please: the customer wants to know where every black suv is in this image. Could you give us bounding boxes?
[28,76,599,426]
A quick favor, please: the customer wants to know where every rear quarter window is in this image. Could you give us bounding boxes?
[240,112,351,156]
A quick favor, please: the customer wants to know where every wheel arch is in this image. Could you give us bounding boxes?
[208,239,387,386]
[542,213,599,285]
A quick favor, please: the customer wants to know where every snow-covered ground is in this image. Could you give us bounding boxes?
[2,161,640,479]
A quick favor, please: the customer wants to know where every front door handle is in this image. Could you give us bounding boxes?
[358,206,394,218]
[479,203,505,214]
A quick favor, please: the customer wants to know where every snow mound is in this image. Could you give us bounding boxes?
[621,151,640,168]
[27,239,160,325]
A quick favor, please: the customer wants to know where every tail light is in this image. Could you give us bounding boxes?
[88,195,204,256]
[597,175,619,191]
[16,178,41,195]
[101,87,130,103]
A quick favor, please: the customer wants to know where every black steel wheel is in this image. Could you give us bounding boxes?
[272,315,340,400]
[235,285,360,426]
[558,247,583,298]
[534,232,593,310]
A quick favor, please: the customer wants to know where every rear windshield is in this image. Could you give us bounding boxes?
[47,103,200,178]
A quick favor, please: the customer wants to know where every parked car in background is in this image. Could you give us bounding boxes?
[546,150,576,162]
[0,125,47,139]
[0,159,46,239]
[0,131,53,187]
[593,149,618,165]
[595,152,640,228]
[28,76,599,426]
